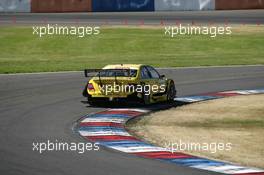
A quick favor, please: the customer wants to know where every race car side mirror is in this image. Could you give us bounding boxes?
[160,75,165,79]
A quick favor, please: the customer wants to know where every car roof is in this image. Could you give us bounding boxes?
[102,64,144,70]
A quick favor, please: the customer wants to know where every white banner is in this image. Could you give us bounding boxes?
[0,0,30,12]
[155,0,215,11]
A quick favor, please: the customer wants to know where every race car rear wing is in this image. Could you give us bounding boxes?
[84,69,101,77]
[84,68,133,86]
[84,69,134,78]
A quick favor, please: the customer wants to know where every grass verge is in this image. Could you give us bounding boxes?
[0,25,264,73]
[127,94,264,168]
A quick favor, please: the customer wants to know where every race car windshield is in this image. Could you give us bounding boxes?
[97,69,137,77]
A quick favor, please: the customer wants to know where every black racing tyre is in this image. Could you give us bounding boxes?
[141,84,151,105]
[82,84,89,97]
[143,93,151,105]
[87,95,95,106]
[167,81,176,102]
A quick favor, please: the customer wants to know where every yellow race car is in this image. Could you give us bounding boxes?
[82,64,176,105]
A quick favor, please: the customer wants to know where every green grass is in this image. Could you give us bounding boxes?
[170,119,264,128]
[0,26,264,73]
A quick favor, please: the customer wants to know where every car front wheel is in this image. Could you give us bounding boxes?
[167,81,176,102]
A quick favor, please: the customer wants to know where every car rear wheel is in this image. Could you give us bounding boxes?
[87,95,96,106]
[82,84,89,97]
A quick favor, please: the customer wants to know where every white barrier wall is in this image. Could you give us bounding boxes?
[155,0,215,11]
[0,0,30,12]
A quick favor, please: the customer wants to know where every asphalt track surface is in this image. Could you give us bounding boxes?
[1,10,264,25]
[1,66,264,175]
